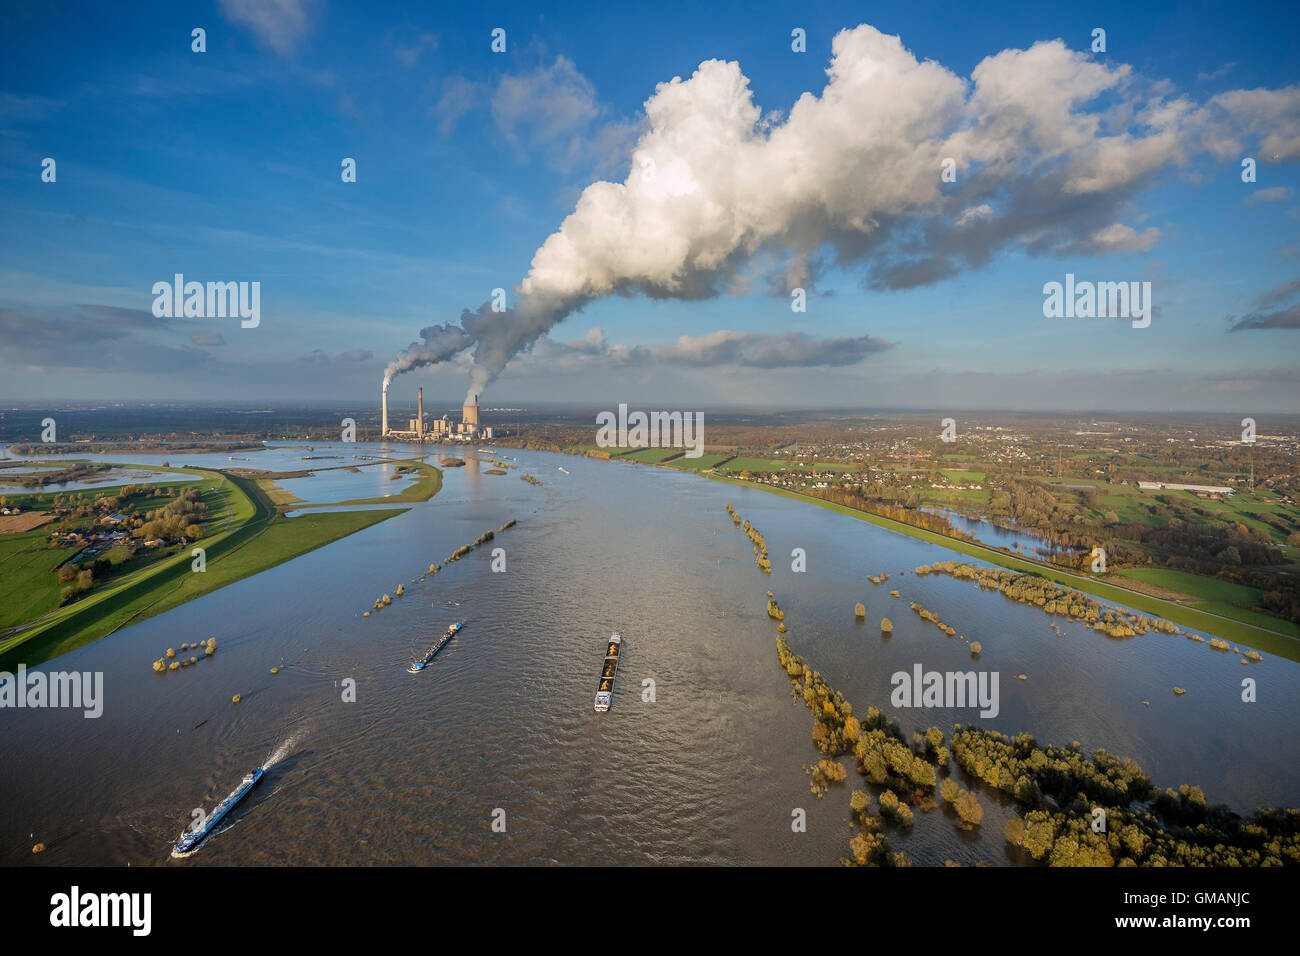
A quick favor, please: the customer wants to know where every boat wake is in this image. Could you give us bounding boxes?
[264,728,305,770]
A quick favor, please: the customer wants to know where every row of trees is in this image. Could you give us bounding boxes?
[921,561,1181,639]
[802,486,973,540]
[726,503,772,572]
[953,726,1300,866]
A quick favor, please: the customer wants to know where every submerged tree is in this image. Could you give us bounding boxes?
[955,790,983,829]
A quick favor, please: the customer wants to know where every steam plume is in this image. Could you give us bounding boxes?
[383,323,473,388]
[381,23,1300,400]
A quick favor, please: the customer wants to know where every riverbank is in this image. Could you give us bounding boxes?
[0,469,415,669]
[451,440,1300,653]
[702,473,1300,660]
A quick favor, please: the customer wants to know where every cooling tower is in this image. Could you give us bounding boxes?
[417,387,424,439]
[381,381,389,436]
[462,394,479,428]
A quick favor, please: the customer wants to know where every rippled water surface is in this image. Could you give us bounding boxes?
[3,446,1296,866]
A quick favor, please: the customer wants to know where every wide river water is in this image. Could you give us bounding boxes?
[3,443,1297,866]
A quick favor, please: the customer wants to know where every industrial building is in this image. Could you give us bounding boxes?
[1136,481,1234,496]
[381,382,494,442]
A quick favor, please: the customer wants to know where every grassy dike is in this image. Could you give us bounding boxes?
[0,470,411,669]
[284,459,443,508]
[703,473,1300,661]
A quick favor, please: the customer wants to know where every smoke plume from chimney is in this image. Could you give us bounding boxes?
[383,323,473,388]
[379,23,1300,401]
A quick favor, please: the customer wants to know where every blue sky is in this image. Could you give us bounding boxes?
[0,0,1297,411]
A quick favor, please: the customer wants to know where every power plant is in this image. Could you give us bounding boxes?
[381,380,493,443]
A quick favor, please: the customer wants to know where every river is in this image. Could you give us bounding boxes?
[2,444,1296,866]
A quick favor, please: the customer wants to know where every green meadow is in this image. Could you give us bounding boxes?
[621,447,686,463]
[0,468,415,668]
[717,457,857,474]
[1115,567,1300,639]
[0,529,68,630]
[664,453,735,471]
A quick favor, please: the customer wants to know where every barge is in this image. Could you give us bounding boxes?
[594,633,622,712]
[409,621,464,673]
[172,767,265,858]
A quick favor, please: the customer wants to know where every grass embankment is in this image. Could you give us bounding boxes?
[0,472,406,668]
[285,460,442,508]
[703,474,1300,660]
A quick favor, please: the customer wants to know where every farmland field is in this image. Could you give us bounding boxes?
[1115,567,1300,639]
[621,447,685,463]
[663,453,734,471]
[718,457,857,473]
[0,529,68,629]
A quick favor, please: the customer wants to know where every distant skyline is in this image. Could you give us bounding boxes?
[1,0,1298,411]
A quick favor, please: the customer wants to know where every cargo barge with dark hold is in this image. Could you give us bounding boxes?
[594,633,622,712]
[409,621,464,673]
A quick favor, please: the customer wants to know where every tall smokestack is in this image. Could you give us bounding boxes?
[417,387,424,440]
[382,380,389,437]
